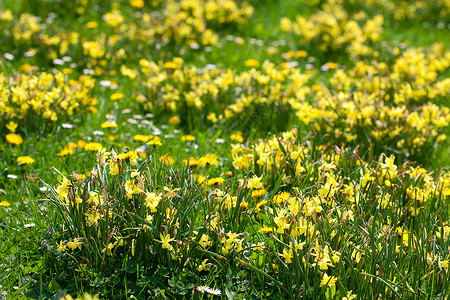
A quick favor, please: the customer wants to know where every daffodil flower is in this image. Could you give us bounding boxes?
[158,233,175,251]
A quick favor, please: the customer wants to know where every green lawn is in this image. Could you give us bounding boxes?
[0,0,449,299]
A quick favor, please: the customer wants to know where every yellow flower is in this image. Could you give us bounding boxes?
[6,133,23,145]
[199,234,211,248]
[282,248,293,263]
[199,154,219,167]
[130,0,144,8]
[342,290,357,300]
[0,201,11,207]
[252,188,266,199]
[296,50,308,57]
[244,59,259,67]
[158,233,175,251]
[207,177,224,185]
[100,122,118,128]
[103,243,115,256]
[274,191,290,204]
[312,84,323,91]
[17,156,35,165]
[159,154,175,166]
[61,294,74,300]
[168,116,181,125]
[145,192,161,212]
[284,51,295,59]
[6,121,18,133]
[326,62,338,69]
[109,163,119,175]
[147,136,162,147]
[86,21,98,28]
[134,134,152,142]
[110,92,124,101]
[163,61,179,69]
[195,175,206,184]
[84,142,103,151]
[57,241,67,252]
[320,273,338,288]
[183,157,199,167]
[255,200,267,210]
[230,131,244,143]
[117,150,138,164]
[76,174,86,180]
[207,113,218,123]
[78,140,86,149]
[247,176,263,189]
[182,135,196,141]
[198,259,209,272]
[258,225,273,233]
[67,238,83,250]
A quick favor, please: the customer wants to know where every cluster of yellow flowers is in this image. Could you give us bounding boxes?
[50,128,450,297]
[131,50,448,160]
[0,11,41,42]
[387,0,450,22]
[0,9,78,61]
[0,0,253,71]
[0,71,96,136]
[305,45,450,159]
[280,2,384,58]
[134,58,310,131]
[298,0,450,23]
[237,129,449,285]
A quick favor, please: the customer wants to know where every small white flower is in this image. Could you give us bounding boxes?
[4,53,14,60]
[207,288,222,295]
[190,43,200,49]
[152,128,162,135]
[100,80,111,87]
[196,286,208,293]
[83,69,95,75]
[24,50,36,57]
[53,58,64,65]
[320,64,329,71]
[62,123,74,129]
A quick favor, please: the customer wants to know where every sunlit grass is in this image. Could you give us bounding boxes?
[0,0,449,299]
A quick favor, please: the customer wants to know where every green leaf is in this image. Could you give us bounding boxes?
[48,279,61,294]
[156,265,170,277]
[126,259,138,274]
[325,286,336,299]
[168,276,186,295]
[225,287,236,300]
[51,290,67,300]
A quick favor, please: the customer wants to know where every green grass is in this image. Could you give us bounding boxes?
[0,0,449,299]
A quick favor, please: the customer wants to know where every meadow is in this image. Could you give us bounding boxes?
[0,0,449,299]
